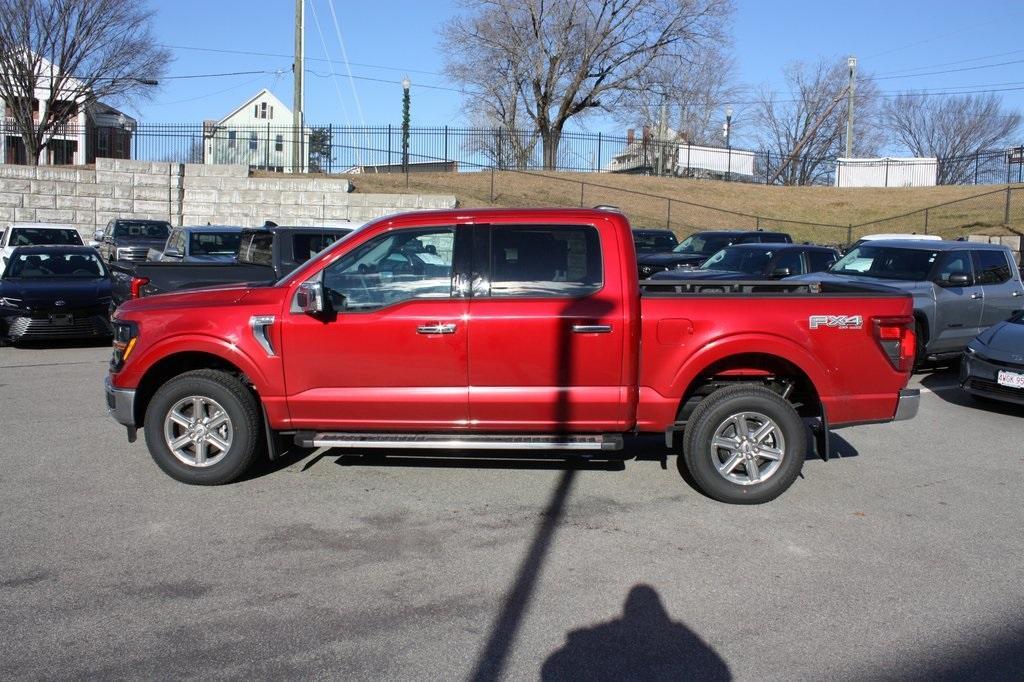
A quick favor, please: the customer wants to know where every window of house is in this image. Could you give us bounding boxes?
[487,226,603,298]
[249,132,258,150]
[96,131,109,156]
[254,104,259,118]
[227,130,236,149]
[275,134,283,152]
[269,106,274,119]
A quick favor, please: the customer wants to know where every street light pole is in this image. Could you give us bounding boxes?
[401,76,411,173]
[846,56,857,158]
[724,106,733,149]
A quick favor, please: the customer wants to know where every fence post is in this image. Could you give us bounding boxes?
[266,122,271,170]
[387,124,392,166]
[579,182,585,207]
[597,132,602,172]
[666,199,671,228]
[1005,187,1012,225]
[327,124,333,174]
[847,224,853,247]
[974,153,979,185]
[923,208,929,234]
[884,159,890,187]
[444,125,448,165]
[497,127,504,170]
[726,147,731,182]
[134,127,139,161]
[765,150,770,185]
[756,215,761,229]
[490,166,495,202]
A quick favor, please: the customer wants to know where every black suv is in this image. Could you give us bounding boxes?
[93,219,171,263]
[637,229,792,278]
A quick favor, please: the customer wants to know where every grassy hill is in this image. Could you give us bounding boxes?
[334,169,1023,245]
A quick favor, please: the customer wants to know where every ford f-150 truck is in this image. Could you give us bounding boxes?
[105,208,919,504]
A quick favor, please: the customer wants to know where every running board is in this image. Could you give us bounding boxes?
[294,431,624,451]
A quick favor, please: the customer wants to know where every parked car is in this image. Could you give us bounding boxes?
[93,219,171,263]
[789,240,1024,365]
[632,228,679,254]
[960,312,1024,406]
[109,225,355,310]
[0,246,113,344]
[105,208,919,505]
[637,229,792,278]
[153,226,243,263]
[649,243,839,283]
[1,223,84,275]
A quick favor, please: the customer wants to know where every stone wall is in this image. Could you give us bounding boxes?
[0,158,456,236]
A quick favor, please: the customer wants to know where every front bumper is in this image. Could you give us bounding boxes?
[105,375,137,427]
[961,353,1024,406]
[893,389,920,421]
[5,312,112,342]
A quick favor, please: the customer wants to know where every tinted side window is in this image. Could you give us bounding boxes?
[238,232,274,266]
[488,225,602,298]
[807,250,837,272]
[293,233,342,262]
[321,227,455,311]
[774,250,804,275]
[759,233,790,243]
[972,250,1011,285]
[935,251,973,284]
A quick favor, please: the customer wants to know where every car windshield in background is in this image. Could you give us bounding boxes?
[9,228,83,246]
[634,232,678,252]
[700,247,772,274]
[830,245,938,281]
[5,252,106,279]
[113,221,170,240]
[190,232,240,256]
[674,235,732,256]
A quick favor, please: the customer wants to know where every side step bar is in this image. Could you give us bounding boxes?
[294,431,624,451]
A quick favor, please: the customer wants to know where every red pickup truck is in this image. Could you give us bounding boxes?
[105,208,919,504]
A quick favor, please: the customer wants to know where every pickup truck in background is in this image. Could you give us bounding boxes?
[790,239,1024,365]
[105,208,920,504]
[151,225,242,263]
[109,225,354,310]
[92,219,171,263]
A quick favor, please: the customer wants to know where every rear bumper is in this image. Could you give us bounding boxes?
[893,389,920,421]
[105,375,136,427]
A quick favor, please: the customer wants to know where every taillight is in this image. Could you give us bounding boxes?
[873,316,915,372]
[130,276,150,299]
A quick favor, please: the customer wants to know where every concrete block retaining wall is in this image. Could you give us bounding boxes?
[0,159,456,236]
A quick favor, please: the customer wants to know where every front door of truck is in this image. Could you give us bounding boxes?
[930,250,984,353]
[466,223,628,432]
[281,226,469,430]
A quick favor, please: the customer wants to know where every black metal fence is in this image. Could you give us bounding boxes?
[123,124,1024,187]
[4,120,1022,187]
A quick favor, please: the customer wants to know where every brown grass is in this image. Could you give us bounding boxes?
[290,169,1024,245]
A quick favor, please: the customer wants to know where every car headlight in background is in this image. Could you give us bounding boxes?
[110,320,139,370]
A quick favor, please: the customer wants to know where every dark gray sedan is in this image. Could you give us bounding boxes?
[961,313,1024,406]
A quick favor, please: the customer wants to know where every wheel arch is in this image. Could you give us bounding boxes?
[133,351,251,426]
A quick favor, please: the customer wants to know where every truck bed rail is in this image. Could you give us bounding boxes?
[640,279,904,297]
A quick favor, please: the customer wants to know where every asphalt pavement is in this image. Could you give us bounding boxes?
[2,343,1023,680]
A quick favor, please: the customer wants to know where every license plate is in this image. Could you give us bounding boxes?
[997,370,1024,389]
[51,314,72,326]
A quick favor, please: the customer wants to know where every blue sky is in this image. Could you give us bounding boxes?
[135,0,1024,147]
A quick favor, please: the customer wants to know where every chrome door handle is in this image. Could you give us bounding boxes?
[970,293,983,300]
[572,324,612,334]
[417,323,457,335]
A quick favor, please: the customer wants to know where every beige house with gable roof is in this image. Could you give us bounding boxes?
[202,89,308,172]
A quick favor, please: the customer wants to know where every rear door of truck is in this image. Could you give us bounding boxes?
[465,218,631,431]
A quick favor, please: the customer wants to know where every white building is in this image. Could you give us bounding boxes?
[604,127,755,180]
[1,55,88,165]
[203,89,308,172]
[835,157,938,188]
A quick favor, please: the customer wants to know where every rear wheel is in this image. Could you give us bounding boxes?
[143,369,261,485]
[680,385,806,504]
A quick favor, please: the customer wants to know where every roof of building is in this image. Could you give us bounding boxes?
[217,89,291,125]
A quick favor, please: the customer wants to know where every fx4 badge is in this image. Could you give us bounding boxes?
[809,314,863,330]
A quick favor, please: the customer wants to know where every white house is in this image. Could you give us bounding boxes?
[1,55,88,165]
[203,89,308,172]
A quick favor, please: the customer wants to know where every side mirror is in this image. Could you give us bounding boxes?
[295,281,325,314]
[771,267,792,278]
[945,273,973,287]
[92,230,104,241]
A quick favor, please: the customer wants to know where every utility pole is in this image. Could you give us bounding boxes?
[845,56,857,158]
[292,0,305,173]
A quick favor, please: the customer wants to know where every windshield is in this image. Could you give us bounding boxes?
[113,221,170,240]
[674,234,732,256]
[634,232,678,252]
[700,247,773,274]
[190,231,240,256]
[9,228,83,247]
[830,245,939,280]
[4,252,106,278]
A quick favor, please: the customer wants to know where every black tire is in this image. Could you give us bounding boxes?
[913,321,928,371]
[679,384,806,504]
[143,369,262,485]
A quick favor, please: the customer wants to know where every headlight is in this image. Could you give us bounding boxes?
[110,320,139,370]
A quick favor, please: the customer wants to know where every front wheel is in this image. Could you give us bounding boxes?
[680,385,806,504]
[143,369,262,485]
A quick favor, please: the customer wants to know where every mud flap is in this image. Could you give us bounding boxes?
[262,404,279,461]
[813,402,831,462]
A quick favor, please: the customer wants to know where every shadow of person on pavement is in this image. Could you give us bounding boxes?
[541,584,731,681]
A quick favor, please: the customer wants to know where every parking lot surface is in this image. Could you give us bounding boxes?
[2,343,1023,680]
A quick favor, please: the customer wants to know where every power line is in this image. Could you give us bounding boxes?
[873,47,1024,78]
[303,68,472,94]
[863,17,1007,59]
[869,57,1024,82]
[160,70,279,80]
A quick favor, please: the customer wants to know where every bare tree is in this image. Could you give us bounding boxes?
[442,0,733,170]
[884,92,1021,185]
[0,0,169,165]
[616,45,741,145]
[755,57,883,185]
